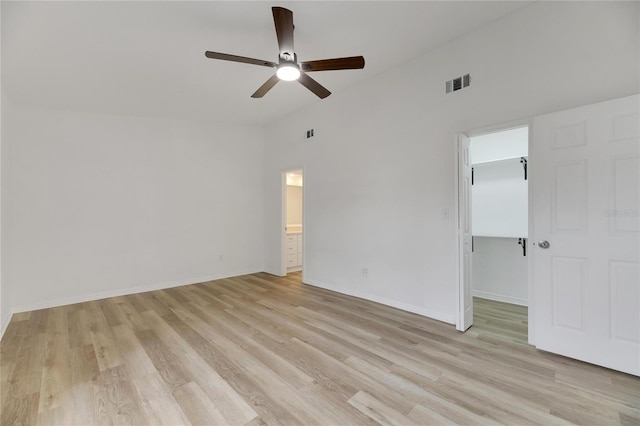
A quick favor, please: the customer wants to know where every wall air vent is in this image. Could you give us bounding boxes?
[446,73,471,94]
[453,77,462,91]
[446,80,453,94]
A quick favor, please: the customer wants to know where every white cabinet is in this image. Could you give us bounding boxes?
[286,233,303,271]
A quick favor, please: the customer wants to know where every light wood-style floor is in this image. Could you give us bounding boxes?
[1,272,638,425]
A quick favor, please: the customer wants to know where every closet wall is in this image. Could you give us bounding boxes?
[285,172,303,272]
[286,185,303,227]
[471,127,528,306]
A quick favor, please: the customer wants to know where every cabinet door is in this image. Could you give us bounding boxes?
[286,238,297,255]
[286,254,297,268]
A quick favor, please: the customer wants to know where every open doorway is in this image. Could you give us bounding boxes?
[284,170,303,275]
[458,126,529,339]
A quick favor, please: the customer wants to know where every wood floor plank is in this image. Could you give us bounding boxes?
[408,402,474,426]
[136,291,173,317]
[69,344,99,385]
[297,382,379,426]
[0,319,28,367]
[35,404,74,426]
[99,298,124,328]
[10,311,32,322]
[91,365,148,425]
[140,310,259,425]
[187,302,315,389]
[348,390,417,425]
[112,325,157,379]
[390,364,498,424]
[28,309,50,335]
[66,307,93,349]
[1,272,638,425]
[113,297,149,332]
[4,331,46,410]
[0,360,16,407]
[0,391,39,426]
[252,331,360,403]
[86,301,123,372]
[70,381,95,425]
[135,328,191,390]
[172,381,227,426]
[132,371,191,426]
[39,307,72,405]
[165,306,310,425]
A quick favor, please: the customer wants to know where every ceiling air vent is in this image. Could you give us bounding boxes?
[446,73,471,94]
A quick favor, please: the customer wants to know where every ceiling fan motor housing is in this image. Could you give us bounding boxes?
[280,52,296,63]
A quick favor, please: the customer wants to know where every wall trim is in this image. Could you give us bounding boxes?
[1,309,14,341]
[304,278,456,325]
[3,271,458,338]
[9,268,263,314]
[473,290,528,306]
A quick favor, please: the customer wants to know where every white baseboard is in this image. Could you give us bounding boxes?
[9,268,263,315]
[304,278,456,325]
[473,290,528,306]
[1,309,14,341]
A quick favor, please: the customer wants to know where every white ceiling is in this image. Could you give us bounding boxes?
[2,1,532,126]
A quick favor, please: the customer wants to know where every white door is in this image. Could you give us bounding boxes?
[457,134,473,331]
[532,94,639,375]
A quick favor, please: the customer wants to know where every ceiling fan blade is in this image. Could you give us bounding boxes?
[298,73,331,99]
[251,74,280,98]
[272,7,294,60]
[301,56,365,72]
[205,51,276,68]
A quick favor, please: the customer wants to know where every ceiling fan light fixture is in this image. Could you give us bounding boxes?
[276,63,300,81]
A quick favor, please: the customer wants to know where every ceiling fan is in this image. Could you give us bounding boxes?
[205,7,365,99]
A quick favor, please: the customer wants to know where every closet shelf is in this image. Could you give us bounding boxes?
[472,155,527,166]
[473,234,528,239]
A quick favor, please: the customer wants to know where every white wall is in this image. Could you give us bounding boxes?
[0,2,8,336]
[3,107,264,311]
[0,92,9,335]
[472,158,528,238]
[472,237,528,306]
[470,126,528,164]
[286,185,303,226]
[263,2,639,323]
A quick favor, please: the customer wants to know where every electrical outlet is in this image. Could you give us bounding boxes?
[442,208,450,220]
[362,267,368,277]
[219,254,224,261]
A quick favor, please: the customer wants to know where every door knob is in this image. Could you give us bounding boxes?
[538,240,550,249]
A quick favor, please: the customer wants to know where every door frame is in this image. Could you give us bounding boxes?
[281,168,305,280]
[455,119,535,342]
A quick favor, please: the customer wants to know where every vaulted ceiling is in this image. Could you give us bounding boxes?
[2,1,532,125]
